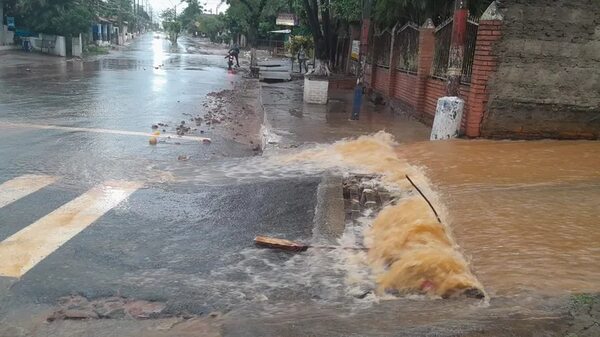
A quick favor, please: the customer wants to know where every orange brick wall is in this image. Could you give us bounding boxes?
[392,71,418,107]
[465,20,502,137]
[423,78,446,122]
[362,19,501,136]
[422,78,471,128]
[373,66,390,94]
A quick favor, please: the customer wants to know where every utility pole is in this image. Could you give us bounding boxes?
[430,0,469,140]
[0,0,5,46]
[447,0,469,97]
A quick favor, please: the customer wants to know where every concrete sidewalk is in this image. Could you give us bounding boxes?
[0,49,67,68]
[260,78,430,149]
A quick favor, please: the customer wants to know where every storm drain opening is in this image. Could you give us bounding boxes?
[342,174,396,221]
[341,174,486,300]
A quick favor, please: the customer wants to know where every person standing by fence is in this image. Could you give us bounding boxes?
[297,46,308,73]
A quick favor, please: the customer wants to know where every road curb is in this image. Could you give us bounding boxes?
[312,174,345,245]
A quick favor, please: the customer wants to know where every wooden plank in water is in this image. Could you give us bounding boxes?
[254,236,309,252]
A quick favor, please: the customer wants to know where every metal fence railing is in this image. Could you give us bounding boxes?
[255,39,286,56]
[374,30,391,68]
[431,17,453,79]
[394,22,419,73]
[461,17,479,84]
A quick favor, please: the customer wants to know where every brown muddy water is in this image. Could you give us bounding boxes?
[396,139,600,298]
[129,131,599,337]
[285,133,486,299]
[173,132,599,302]
[282,132,600,302]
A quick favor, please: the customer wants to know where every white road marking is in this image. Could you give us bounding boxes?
[0,180,142,278]
[0,175,58,209]
[0,122,211,142]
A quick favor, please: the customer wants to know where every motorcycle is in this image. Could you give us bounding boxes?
[225,52,235,70]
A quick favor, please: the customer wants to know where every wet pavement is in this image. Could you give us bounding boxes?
[0,35,247,153]
[261,78,431,149]
[0,35,331,336]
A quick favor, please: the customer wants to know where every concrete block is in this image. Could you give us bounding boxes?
[259,71,291,81]
[72,34,83,57]
[430,96,464,140]
[303,77,329,104]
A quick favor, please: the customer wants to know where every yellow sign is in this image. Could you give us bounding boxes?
[351,40,360,61]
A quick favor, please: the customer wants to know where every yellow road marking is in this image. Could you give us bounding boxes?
[0,122,211,142]
[0,180,142,278]
[0,175,58,209]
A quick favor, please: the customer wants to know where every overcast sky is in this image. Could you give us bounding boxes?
[148,0,228,15]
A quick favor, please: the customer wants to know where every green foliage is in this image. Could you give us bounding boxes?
[161,8,177,22]
[162,14,182,43]
[285,35,313,56]
[196,14,226,42]
[572,293,594,307]
[223,0,288,45]
[373,0,494,27]
[331,0,361,22]
[224,1,252,37]
[83,44,110,56]
[12,0,156,36]
[178,0,204,32]
[16,0,94,36]
[101,0,135,24]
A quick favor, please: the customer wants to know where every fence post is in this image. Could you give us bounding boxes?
[387,24,399,99]
[415,19,436,117]
[465,1,503,137]
[447,0,469,96]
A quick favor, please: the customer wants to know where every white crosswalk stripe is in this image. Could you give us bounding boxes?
[0,175,58,209]
[0,180,142,278]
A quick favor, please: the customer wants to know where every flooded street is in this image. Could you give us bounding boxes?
[0,35,233,131]
[0,34,257,188]
[0,33,598,337]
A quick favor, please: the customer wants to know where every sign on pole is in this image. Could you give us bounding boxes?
[351,40,360,61]
[276,13,298,26]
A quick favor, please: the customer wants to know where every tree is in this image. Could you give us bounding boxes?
[100,0,135,34]
[16,0,94,36]
[224,0,287,47]
[331,0,361,22]
[228,0,266,46]
[196,14,226,42]
[298,0,332,75]
[178,0,204,32]
[161,8,181,43]
[373,0,493,27]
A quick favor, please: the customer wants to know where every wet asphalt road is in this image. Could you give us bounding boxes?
[0,35,587,337]
[0,34,326,333]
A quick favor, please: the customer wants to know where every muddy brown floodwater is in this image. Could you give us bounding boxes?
[397,140,600,297]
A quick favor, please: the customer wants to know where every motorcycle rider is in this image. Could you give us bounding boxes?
[227,43,240,67]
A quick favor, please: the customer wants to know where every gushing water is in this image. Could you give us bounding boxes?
[160,131,600,302]
[284,132,485,298]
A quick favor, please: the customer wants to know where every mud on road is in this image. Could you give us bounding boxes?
[200,78,262,151]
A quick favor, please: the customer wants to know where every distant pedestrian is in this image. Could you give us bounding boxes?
[228,44,240,67]
[297,46,308,73]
